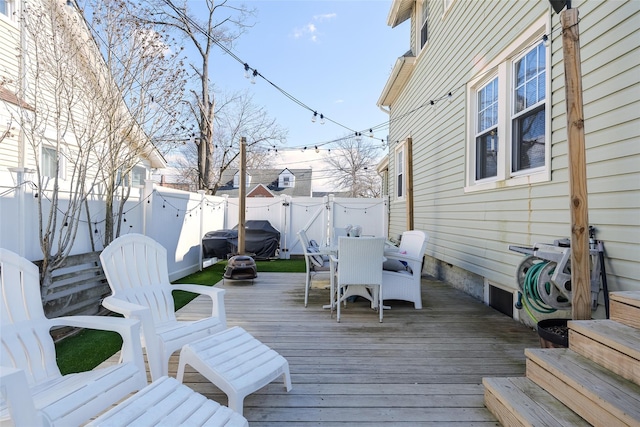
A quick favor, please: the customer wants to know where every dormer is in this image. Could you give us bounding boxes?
[278,169,295,188]
[233,171,252,188]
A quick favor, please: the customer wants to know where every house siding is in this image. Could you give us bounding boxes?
[384,0,640,312]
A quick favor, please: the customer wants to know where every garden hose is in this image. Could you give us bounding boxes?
[519,260,558,323]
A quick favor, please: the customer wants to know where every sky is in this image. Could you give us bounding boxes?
[195,0,410,190]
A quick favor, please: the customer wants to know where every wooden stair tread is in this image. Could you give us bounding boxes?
[569,319,640,360]
[610,291,640,329]
[483,377,590,427]
[610,291,640,308]
[525,348,640,426]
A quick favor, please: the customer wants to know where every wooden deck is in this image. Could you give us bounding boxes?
[167,273,540,426]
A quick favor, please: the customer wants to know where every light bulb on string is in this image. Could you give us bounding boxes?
[315,146,319,153]
[447,92,453,102]
[320,114,325,125]
[244,63,250,79]
[311,112,317,123]
[251,69,258,84]
[542,34,550,47]
[368,129,374,138]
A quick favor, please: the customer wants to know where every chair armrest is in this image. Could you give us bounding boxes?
[329,254,338,263]
[50,314,145,375]
[170,284,227,329]
[383,253,423,264]
[0,367,42,427]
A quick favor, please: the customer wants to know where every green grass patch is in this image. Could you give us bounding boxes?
[55,259,303,374]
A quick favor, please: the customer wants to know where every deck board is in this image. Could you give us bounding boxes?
[107,272,540,425]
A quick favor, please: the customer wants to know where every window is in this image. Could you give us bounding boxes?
[476,77,498,180]
[512,42,546,172]
[0,0,14,18]
[465,18,549,192]
[41,146,57,178]
[41,145,66,179]
[419,0,429,50]
[131,166,146,187]
[395,144,405,199]
[279,171,295,188]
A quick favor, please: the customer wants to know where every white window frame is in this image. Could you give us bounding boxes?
[417,0,429,52]
[131,166,146,187]
[395,142,406,201]
[233,172,251,188]
[41,145,66,180]
[443,0,454,18]
[465,16,550,192]
[0,0,16,21]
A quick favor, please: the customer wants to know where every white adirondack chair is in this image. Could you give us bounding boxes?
[0,248,147,427]
[381,230,429,309]
[99,233,227,381]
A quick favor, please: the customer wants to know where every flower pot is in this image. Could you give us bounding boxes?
[537,318,569,348]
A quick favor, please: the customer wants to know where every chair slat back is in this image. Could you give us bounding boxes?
[101,234,176,324]
[398,231,429,258]
[0,249,61,385]
[337,237,385,285]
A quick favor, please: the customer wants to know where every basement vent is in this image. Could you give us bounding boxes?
[489,284,513,318]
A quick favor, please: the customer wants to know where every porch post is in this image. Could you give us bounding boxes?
[561,8,591,320]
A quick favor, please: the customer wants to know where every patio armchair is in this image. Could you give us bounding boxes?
[298,229,331,307]
[0,248,147,426]
[100,233,227,381]
[381,230,429,309]
[332,237,386,322]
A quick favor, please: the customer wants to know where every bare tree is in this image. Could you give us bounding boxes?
[172,90,286,193]
[324,136,383,198]
[135,0,257,193]
[86,0,188,244]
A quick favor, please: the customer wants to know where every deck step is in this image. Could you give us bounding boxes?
[525,348,640,426]
[569,319,640,386]
[610,291,640,329]
[483,377,590,427]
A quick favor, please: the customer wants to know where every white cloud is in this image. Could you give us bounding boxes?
[293,12,336,43]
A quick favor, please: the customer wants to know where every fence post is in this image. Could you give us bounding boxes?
[198,190,205,270]
[142,179,155,236]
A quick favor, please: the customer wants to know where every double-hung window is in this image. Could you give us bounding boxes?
[465,17,549,191]
[419,0,429,50]
[476,77,498,180]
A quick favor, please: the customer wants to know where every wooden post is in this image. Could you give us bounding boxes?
[238,137,247,255]
[561,8,591,320]
[406,137,414,231]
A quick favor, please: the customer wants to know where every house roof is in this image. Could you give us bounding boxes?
[387,0,413,28]
[0,85,35,111]
[215,168,312,197]
[378,51,416,107]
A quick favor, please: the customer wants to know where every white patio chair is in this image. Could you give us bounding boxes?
[298,229,331,307]
[0,249,147,427]
[100,233,227,381]
[332,237,386,322]
[381,230,429,309]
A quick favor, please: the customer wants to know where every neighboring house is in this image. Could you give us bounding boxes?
[0,0,165,257]
[378,0,639,321]
[0,0,165,194]
[215,168,313,198]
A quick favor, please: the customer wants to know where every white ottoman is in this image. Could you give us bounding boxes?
[177,326,292,415]
[88,376,248,426]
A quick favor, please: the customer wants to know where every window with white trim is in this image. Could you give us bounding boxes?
[465,18,549,191]
[233,172,251,188]
[0,0,15,18]
[419,0,429,50]
[395,143,405,200]
[131,166,146,187]
[41,145,65,179]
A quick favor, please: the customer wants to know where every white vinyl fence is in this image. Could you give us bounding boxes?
[1,177,388,281]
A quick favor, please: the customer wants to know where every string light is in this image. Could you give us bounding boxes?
[320,114,325,125]
[311,111,317,123]
[244,63,250,79]
[250,69,258,84]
